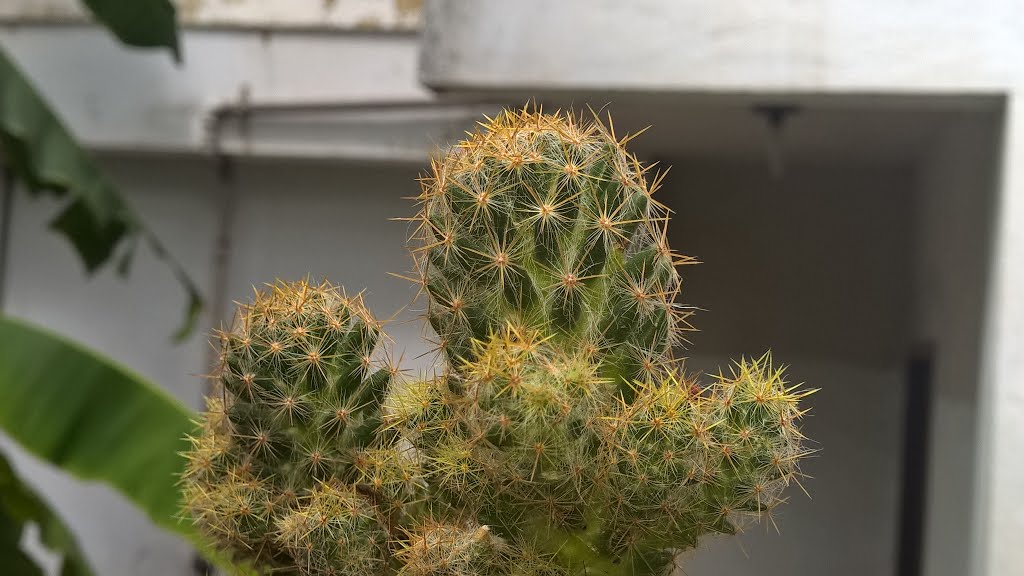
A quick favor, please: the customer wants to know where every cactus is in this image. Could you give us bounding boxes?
[182,108,815,576]
[408,108,694,390]
[182,280,395,572]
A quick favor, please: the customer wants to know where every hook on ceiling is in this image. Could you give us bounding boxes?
[752,103,801,182]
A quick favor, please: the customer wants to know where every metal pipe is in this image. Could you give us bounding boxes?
[208,97,507,119]
[206,97,510,166]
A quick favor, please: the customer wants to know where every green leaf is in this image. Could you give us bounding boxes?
[50,197,130,273]
[0,316,194,534]
[0,317,257,573]
[0,50,128,256]
[0,48,204,336]
[0,449,93,576]
[80,0,181,61]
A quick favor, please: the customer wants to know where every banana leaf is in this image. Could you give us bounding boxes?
[0,316,259,574]
[0,316,194,533]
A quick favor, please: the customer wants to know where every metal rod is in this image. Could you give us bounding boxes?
[209,97,506,119]
[203,148,238,385]
[0,18,420,38]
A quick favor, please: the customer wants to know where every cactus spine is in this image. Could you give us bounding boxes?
[182,280,394,573]
[183,108,815,576]
[410,108,693,390]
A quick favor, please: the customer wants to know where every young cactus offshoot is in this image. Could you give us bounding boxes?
[182,108,815,576]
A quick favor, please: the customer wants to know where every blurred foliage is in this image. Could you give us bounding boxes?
[0,0,199,338]
[0,317,258,573]
[0,451,93,576]
[82,0,181,61]
[0,3,201,574]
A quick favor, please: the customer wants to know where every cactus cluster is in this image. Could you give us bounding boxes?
[182,108,814,576]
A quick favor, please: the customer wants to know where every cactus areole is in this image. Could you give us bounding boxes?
[183,108,815,576]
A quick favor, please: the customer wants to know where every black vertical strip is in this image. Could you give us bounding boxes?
[897,347,934,576]
[0,166,14,311]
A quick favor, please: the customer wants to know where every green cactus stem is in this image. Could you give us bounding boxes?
[182,279,395,572]
[407,107,696,390]
[388,329,812,576]
[181,108,816,576]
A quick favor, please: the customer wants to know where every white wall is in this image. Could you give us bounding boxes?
[421,0,1020,93]
[977,91,1024,576]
